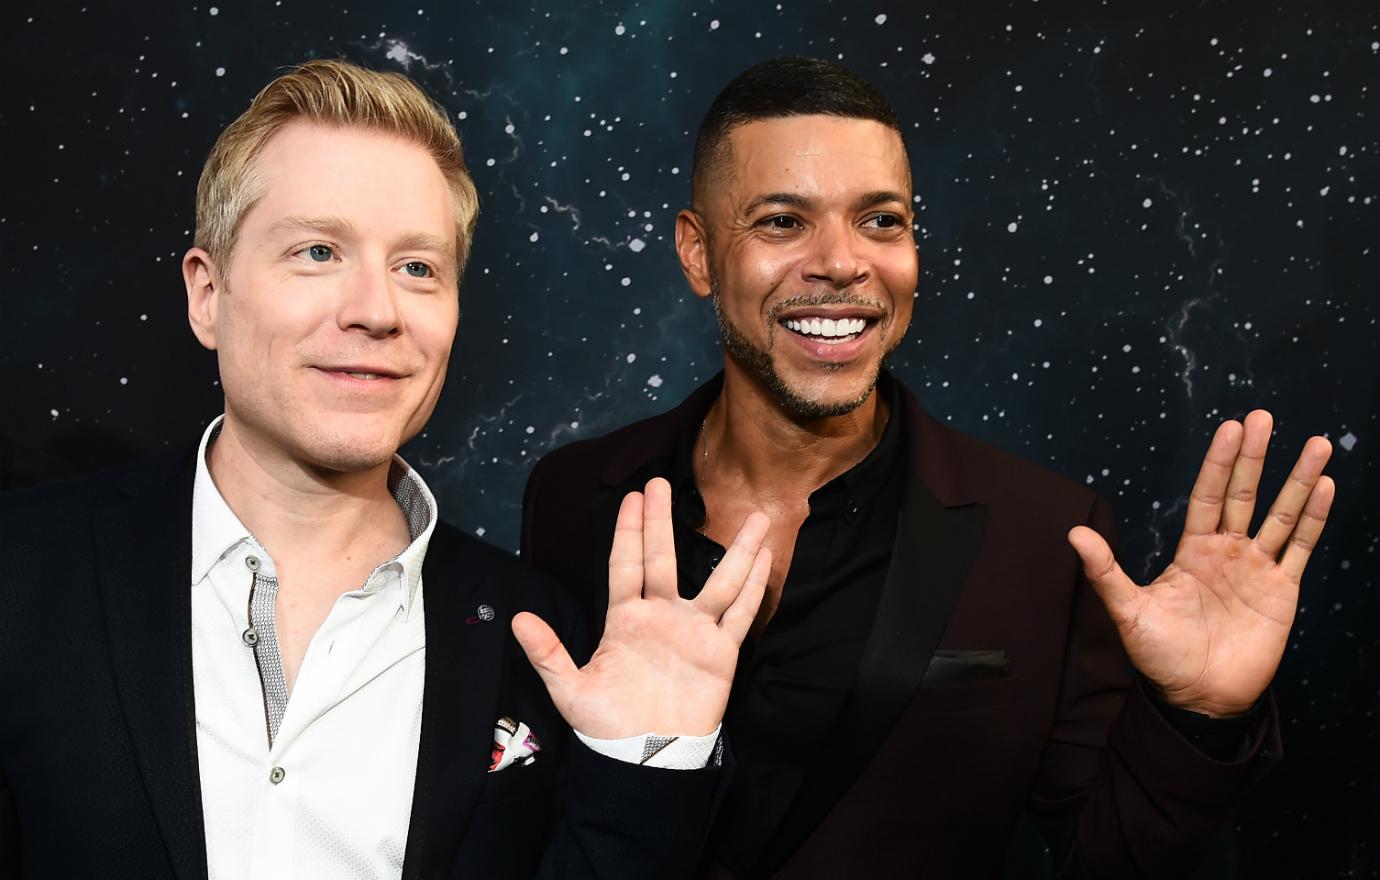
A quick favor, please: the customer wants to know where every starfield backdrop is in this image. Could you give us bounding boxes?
[1,1,1376,875]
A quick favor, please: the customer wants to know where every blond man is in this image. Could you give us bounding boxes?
[0,59,769,879]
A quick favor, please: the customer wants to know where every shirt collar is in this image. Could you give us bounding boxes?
[670,371,905,526]
[190,416,438,615]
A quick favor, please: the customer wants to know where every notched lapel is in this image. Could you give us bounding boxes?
[757,473,987,875]
[402,531,511,880]
[92,455,208,880]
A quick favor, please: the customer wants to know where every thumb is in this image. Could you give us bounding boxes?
[511,611,580,702]
[1067,525,1140,620]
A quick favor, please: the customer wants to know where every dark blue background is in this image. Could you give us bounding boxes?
[1,1,1376,875]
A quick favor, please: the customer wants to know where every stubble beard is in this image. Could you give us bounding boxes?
[710,275,891,420]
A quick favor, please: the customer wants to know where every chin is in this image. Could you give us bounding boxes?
[772,370,881,419]
[296,423,403,474]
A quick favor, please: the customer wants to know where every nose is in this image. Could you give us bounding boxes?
[336,261,401,338]
[801,217,869,289]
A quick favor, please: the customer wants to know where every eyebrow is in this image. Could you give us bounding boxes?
[266,215,359,240]
[742,190,910,215]
[266,216,457,262]
[856,190,909,209]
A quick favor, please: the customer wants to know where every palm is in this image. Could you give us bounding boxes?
[513,479,770,739]
[1069,411,1334,717]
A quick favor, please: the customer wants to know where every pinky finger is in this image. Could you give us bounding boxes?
[719,548,772,644]
[1279,476,1336,583]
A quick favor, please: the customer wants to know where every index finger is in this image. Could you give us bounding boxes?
[607,491,645,606]
[1181,420,1244,540]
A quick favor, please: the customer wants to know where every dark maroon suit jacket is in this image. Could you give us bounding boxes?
[521,375,1281,879]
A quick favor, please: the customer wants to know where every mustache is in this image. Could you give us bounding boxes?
[766,291,890,322]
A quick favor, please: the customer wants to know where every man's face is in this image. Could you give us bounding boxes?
[683,115,917,418]
[191,121,460,473]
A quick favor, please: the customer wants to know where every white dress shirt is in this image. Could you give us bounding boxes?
[189,418,718,879]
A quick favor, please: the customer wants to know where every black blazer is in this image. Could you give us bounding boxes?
[0,445,726,879]
[522,374,1282,879]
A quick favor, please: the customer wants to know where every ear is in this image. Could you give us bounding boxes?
[674,209,713,300]
[183,247,222,351]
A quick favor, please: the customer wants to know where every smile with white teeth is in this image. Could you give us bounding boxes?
[782,317,869,341]
[343,371,386,380]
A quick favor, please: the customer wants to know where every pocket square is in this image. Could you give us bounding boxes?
[489,715,542,773]
[922,649,1012,686]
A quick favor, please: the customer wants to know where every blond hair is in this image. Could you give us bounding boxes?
[195,58,478,275]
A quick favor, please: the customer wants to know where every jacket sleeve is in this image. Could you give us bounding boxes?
[537,737,730,880]
[1028,494,1281,878]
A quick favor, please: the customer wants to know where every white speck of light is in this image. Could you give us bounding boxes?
[529,231,540,242]
[120,377,128,385]
[620,277,632,287]
[1043,275,1053,285]
[614,23,626,35]
[1142,197,1153,208]
[626,353,637,364]
[49,409,59,419]
[209,6,219,14]
[1033,318,1043,327]
[525,426,535,435]
[559,47,568,55]
[921,52,935,65]
[875,13,887,25]
[647,374,664,388]
[709,19,720,30]
[629,238,646,253]
[1339,432,1357,451]
[1007,221,1018,233]
[1263,68,1273,77]
[1339,145,1348,156]
[215,67,226,77]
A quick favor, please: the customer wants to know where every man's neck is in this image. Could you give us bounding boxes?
[206,416,410,574]
[701,362,891,503]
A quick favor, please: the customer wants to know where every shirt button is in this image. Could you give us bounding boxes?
[241,627,259,647]
[269,766,286,785]
[844,500,860,520]
[245,555,262,573]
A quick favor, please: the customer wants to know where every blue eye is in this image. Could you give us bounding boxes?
[403,261,432,278]
[307,244,333,262]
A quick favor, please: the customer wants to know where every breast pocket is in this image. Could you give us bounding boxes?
[477,759,559,806]
[912,649,1020,715]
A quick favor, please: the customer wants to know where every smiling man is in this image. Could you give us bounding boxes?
[0,59,772,879]
[522,58,1336,878]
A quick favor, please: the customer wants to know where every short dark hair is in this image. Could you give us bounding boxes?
[691,57,905,206]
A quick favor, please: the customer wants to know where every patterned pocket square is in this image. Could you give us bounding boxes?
[489,715,542,772]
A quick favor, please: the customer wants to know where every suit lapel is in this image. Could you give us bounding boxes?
[402,527,510,880]
[92,452,208,880]
[755,434,987,875]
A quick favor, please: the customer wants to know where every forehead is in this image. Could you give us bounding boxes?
[243,121,455,239]
[720,115,911,202]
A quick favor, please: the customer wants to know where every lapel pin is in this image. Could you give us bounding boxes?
[467,604,496,625]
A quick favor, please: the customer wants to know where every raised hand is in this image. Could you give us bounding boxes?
[512,478,771,738]
[1067,410,1335,717]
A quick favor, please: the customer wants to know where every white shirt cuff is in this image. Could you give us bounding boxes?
[574,725,723,770]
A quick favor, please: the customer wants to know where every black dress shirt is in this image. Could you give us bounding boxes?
[670,375,907,875]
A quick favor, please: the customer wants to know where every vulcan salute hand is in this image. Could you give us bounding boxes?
[1068,411,1335,718]
[514,478,771,738]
